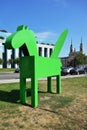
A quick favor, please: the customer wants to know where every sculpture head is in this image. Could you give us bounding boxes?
[5,25,38,56]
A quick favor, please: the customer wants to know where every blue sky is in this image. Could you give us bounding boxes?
[0,0,87,57]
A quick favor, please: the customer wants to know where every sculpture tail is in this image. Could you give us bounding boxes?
[51,29,68,58]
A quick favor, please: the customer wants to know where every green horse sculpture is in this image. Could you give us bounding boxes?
[5,25,68,107]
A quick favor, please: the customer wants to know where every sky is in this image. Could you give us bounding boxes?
[0,0,87,57]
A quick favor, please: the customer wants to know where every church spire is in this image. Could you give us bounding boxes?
[71,38,72,44]
[80,37,83,53]
[81,36,82,44]
[70,38,74,53]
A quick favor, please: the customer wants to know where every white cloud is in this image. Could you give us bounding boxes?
[35,31,57,43]
[36,32,55,39]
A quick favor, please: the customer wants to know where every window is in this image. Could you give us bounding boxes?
[39,47,42,56]
[50,48,53,56]
[44,48,47,57]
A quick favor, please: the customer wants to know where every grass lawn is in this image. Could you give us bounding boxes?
[0,77,87,130]
[0,68,15,72]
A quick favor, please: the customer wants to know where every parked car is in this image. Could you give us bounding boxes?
[70,67,85,75]
[61,67,66,76]
[61,67,74,76]
[84,67,87,73]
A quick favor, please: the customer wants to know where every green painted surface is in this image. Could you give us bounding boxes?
[5,25,68,107]
[6,25,38,56]
[51,29,68,58]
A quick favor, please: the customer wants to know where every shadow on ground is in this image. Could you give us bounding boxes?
[0,88,31,104]
[0,89,48,105]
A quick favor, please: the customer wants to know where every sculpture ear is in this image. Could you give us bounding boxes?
[16,25,25,31]
[51,29,68,58]
[16,25,28,31]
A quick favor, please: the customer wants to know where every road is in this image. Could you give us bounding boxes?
[0,72,19,80]
[0,72,20,84]
[0,72,87,84]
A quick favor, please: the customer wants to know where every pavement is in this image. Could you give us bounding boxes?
[0,79,20,84]
[0,73,87,84]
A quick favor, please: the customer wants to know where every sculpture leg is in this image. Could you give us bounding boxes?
[20,78,26,104]
[47,77,52,93]
[56,75,61,93]
[31,76,38,108]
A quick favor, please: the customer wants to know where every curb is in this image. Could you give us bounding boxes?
[0,74,87,84]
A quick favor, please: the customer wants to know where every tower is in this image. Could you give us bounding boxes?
[80,37,83,53]
[70,39,74,54]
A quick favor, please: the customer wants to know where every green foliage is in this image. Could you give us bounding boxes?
[85,56,87,64]
[14,58,20,65]
[69,52,87,67]
[2,122,11,127]
[75,52,86,65]
[0,58,3,64]
[8,59,14,64]
[8,58,20,65]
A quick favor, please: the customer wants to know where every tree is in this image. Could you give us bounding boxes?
[8,59,14,65]
[14,58,20,67]
[75,52,86,66]
[84,56,87,64]
[8,58,20,68]
[0,58,3,65]
[69,52,86,67]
